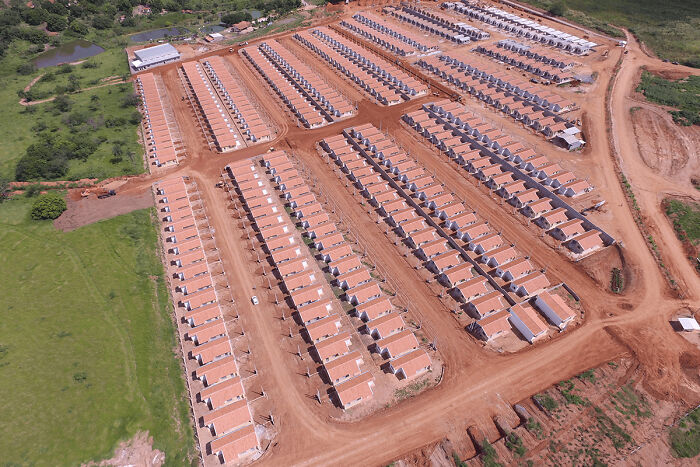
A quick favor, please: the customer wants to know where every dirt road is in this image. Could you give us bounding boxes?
[64,10,700,465]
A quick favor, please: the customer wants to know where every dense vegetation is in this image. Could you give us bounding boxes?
[518,0,700,67]
[30,192,67,219]
[636,71,700,126]
[670,407,700,458]
[0,200,195,465]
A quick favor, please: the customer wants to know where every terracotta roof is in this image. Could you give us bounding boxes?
[209,424,258,461]
[475,309,511,338]
[355,297,393,321]
[315,331,352,362]
[375,329,419,358]
[334,371,374,408]
[324,350,363,384]
[199,376,245,409]
[390,348,431,379]
[202,399,252,435]
[195,355,238,385]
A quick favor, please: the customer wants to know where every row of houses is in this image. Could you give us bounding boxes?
[227,157,376,410]
[474,44,575,84]
[385,5,489,44]
[403,101,607,257]
[343,12,436,56]
[259,40,355,119]
[497,39,575,70]
[241,43,331,129]
[262,151,433,387]
[201,56,272,144]
[181,61,242,152]
[135,73,181,167]
[293,27,428,106]
[444,2,596,55]
[417,54,585,149]
[153,177,259,464]
[468,290,577,342]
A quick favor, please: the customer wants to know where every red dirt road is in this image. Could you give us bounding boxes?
[70,8,700,465]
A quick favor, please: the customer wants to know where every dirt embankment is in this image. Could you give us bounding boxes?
[630,107,700,188]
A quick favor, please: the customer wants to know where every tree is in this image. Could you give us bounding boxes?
[22,7,48,26]
[69,19,89,36]
[30,193,67,220]
[92,15,113,29]
[548,1,567,16]
[46,13,68,32]
[53,94,72,112]
[17,62,36,75]
[221,11,252,26]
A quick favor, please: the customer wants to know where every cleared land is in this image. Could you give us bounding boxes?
[0,199,194,465]
[637,71,700,125]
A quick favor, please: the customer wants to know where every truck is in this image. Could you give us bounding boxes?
[81,188,117,199]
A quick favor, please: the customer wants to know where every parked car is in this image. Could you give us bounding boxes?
[251,296,259,305]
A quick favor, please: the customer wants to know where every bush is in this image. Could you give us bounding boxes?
[548,1,567,16]
[92,15,113,30]
[221,11,252,26]
[69,19,89,36]
[17,62,36,75]
[31,194,67,220]
[46,13,68,32]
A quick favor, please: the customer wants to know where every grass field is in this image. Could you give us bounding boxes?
[670,406,700,458]
[637,71,700,126]
[0,41,144,181]
[0,198,195,466]
[517,0,700,66]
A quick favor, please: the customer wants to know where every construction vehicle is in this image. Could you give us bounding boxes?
[81,188,116,199]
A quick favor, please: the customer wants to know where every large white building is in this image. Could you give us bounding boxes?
[130,43,180,71]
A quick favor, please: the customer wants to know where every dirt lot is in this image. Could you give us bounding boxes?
[59,1,700,465]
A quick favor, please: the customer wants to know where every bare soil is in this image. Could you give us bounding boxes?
[82,432,164,467]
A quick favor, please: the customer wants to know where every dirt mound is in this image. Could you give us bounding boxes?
[631,107,700,187]
[82,432,164,467]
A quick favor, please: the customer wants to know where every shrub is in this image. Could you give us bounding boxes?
[17,62,36,76]
[31,194,67,220]
[548,1,567,16]
[46,13,68,32]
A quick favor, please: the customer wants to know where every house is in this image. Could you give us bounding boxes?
[199,376,245,410]
[466,290,509,319]
[495,257,534,282]
[191,336,232,365]
[418,239,450,260]
[481,244,518,268]
[184,303,222,327]
[313,232,344,251]
[533,291,576,329]
[521,198,554,218]
[509,271,550,297]
[328,255,362,276]
[314,332,352,363]
[271,245,302,264]
[324,351,364,385]
[320,243,353,263]
[308,222,337,239]
[389,349,432,380]
[467,309,511,341]
[365,312,405,340]
[265,234,296,252]
[232,20,252,32]
[535,208,569,230]
[558,179,592,197]
[346,281,382,305]
[407,227,440,249]
[397,218,427,238]
[355,297,393,321]
[209,424,258,463]
[188,318,226,345]
[427,251,462,274]
[297,298,333,324]
[508,303,548,343]
[195,355,238,386]
[458,220,490,242]
[277,258,308,278]
[471,232,504,255]
[202,399,252,436]
[454,276,489,303]
[567,230,604,254]
[439,262,474,288]
[336,267,371,290]
[550,219,585,241]
[334,372,375,409]
[283,270,316,293]
[305,314,342,343]
[374,329,419,359]
[290,284,324,309]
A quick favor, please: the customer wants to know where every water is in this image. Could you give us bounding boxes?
[201,24,226,34]
[32,40,105,68]
[129,27,190,42]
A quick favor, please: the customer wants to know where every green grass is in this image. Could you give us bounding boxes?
[670,407,700,458]
[665,199,700,245]
[0,198,194,466]
[637,71,700,126]
[517,0,700,66]
[0,41,144,181]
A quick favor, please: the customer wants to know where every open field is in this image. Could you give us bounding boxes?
[0,199,194,465]
[3,0,700,465]
[637,71,700,125]
[516,0,700,66]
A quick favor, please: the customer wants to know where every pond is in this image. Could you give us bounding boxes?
[129,27,190,43]
[32,40,105,69]
[201,24,226,34]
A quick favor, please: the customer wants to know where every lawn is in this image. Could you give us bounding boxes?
[636,71,700,126]
[665,199,700,244]
[517,0,700,66]
[0,198,195,466]
[670,406,700,458]
[0,41,144,181]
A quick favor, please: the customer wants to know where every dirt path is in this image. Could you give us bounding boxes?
[60,14,700,466]
[19,78,127,106]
